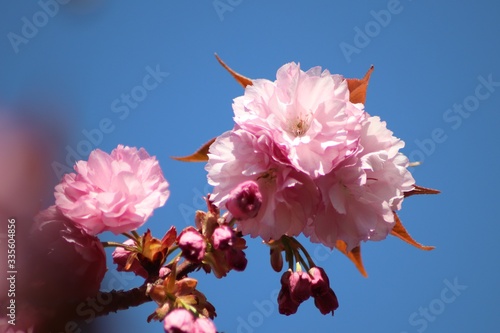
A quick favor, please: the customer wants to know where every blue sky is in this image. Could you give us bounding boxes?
[1,0,499,332]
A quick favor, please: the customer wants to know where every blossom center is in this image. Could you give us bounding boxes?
[288,115,311,137]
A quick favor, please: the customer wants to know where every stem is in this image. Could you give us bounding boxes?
[101,241,136,252]
[289,237,316,269]
[280,236,295,271]
[121,232,137,241]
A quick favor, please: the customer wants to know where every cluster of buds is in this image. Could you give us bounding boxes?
[278,266,339,316]
[146,258,216,324]
[110,197,248,332]
[185,197,248,278]
[268,236,339,316]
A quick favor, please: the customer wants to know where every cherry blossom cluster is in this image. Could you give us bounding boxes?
[206,62,414,251]
[0,59,438,333]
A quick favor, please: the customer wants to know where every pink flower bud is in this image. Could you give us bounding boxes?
[163,309,195,333]
[289,271,312,303]
[225,181,262,220]
[177,227,207,263]
[226,248,248,271]
[277,287,300,316]
[314,288,339,315]
[309,266,330,297]
[277,270,301,315]
[193,317,217,333]
[112,239,148,278]
[211,225,235,250]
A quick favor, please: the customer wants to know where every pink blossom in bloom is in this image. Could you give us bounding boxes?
[177,227,207,263]
[232,62,366,178]
[54,145,170,235]
[305,116,415,250]
[112,239,148,278]
[206,128,319,241]
[225,180,262,220]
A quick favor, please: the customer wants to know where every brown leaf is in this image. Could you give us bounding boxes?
[346,66,374,104]
[404,184,441,198]
[390,212,434,250]
[335,240,368,277]
[171,137,216,162]
[215,53,253,88]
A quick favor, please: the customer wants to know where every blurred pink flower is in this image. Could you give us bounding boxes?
[193,317,216,333]
[206,129,319,241]
[305,116,415,250]
[163,309,194,333]
[28,206,106,307]
[233,62,365,178]
[112,239,148,279]
[54,145,170,235]
[163,309,216,333]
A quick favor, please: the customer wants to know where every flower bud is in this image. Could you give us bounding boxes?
[289,271,312,303]
[277,287,300,316]
[163,309,195,333]
[309,266,330,296]
[226,248,248,271]
[211,225,235,250]
[225,181,262,220]
[177,227,207,263]
[193,317,217,333]
[112,239,148,279]
[314,288,339,315]
[270,246,284,272]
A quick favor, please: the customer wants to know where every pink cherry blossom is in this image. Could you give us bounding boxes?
[305,116,415,250]
[206,128,319,241]
[54,145,170,235]
[232,62,366,178]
